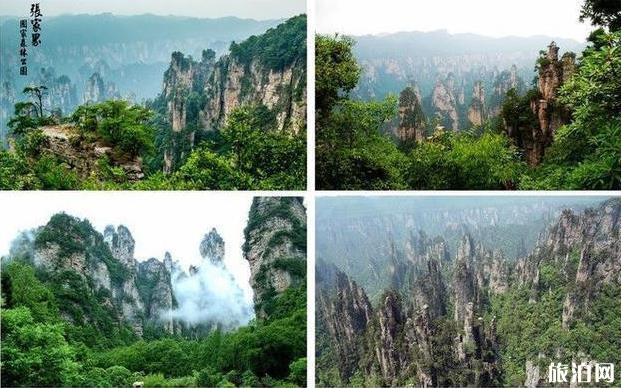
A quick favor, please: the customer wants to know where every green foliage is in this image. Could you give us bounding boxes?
[501,88,539,131]
[143,105,307,190]
[491,278,621,386]
[196,366,223,387]
[1,261,59,322]
[105,365,134,386]
[523,31,621,190]
[406,131,525,189]
[92,289,306,384]
[71,100,155,158]
[0,149,41,189]
[317,96,407,190]
[268,284,307,322]
[219,105,306,190]
[288,357,307,386]
[272,258,307,279]
[230,15,306,71]
[173,146,252,190]
[315,34,361,119]
[1,306,79,387]
[7,101,40,136]
[32,155,81,189]
[14,128,48,158]
[580,0,621,31]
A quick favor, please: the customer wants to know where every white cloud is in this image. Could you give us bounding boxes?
[167,259,254,327]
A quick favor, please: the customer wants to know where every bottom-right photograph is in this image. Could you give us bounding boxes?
[316,195,620,387]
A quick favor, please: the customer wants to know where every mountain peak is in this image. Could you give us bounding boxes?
[199,228,225,265]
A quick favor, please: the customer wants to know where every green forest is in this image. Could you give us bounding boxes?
[0,16,306,191]
[1,260,306,387]
[316,0,621,190]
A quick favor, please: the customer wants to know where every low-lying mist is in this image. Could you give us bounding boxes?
[164,256,254,329]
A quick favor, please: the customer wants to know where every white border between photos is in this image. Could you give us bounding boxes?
[306,0,317,384]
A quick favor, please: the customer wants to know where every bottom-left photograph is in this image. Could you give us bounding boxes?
[0,193,307,388]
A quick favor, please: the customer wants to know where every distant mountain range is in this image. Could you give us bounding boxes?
[347,30,586,131]
[353,30,584,58]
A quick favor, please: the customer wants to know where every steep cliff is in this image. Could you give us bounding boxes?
[317,231,502,386]
[467,81,486,126]
[83,72,120,104]
[489,65,525,116]
[20,213,175,338]
[199,228,226,265]
[243,197,306,320]
[137,258,176,333]
[317,261,372,381]
[397,85,426,143]
[156,15,307,173]
[505,42,576,165]
[431,74,459,131]
[35,67,79,116]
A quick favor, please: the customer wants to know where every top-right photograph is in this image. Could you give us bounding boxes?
[315,0,621,190]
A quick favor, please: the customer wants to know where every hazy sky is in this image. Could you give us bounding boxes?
[0,0,305,20]
[317,0,592,41]
[0,192,254,297]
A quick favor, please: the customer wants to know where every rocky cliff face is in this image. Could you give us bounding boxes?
[244,197,306,319]
[397,85,426,143]
[505,42,576,165]
[489,65,524,116]
[27,213,176,337]
[317,198,620,387]
[83,72,120,104]
[35,67,79,116]
[519,198,621,327]
[202,54,306,134]
[431,74,460,131]
[36,124,144,181]
[157,15,307,173]
[137,258,176,333]
[467,81,486,126]
[199,228,225,265]
[512,199,620,386]
[317,261,372,381]
[318,230,503,386]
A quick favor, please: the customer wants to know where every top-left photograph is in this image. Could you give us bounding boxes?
[0,0,307,190]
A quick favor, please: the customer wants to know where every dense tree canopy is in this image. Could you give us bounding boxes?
[315,35,361,120]
[580,0,621,31]
[1,99,306,190]
[1,258,307,387]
